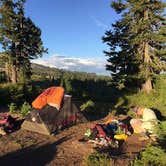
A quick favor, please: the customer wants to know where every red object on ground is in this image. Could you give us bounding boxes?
[96,125,106,137]
[0,113,9,124]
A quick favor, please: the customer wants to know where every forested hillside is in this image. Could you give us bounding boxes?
[31,63,114,100]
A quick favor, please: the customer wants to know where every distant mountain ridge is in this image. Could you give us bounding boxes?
[0,62,110,79]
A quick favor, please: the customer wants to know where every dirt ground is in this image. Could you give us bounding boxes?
[0,109,149,166]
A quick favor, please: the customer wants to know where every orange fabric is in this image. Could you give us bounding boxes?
[47,87,64,109]
[32,87,64,110]
[32,91,47,109]
[104,117,113,125]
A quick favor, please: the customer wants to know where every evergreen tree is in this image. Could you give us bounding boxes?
[0,0,47,83]
[103,0,166,92]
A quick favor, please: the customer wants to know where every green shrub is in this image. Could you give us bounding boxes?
[20,102,31,117]
[155,121,166,143]
[0,83,41,106]
[0,83,24,105]
[84,152,112,166]
[132,146,166,166]
[126,75,166,116]
[132,119,166,166]
[9,103,18,114]
[80,100,95,111]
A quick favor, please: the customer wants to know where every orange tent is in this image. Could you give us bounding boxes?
[32,87,64,110]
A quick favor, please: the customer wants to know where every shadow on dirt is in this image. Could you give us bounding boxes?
[0,136,70,166]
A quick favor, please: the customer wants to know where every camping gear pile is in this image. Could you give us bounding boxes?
[22,86,87,135]
[0,113,17,135]
[85,119,130,147]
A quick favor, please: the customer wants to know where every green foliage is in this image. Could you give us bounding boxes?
[60,77,72,94]
[20,102,31,117]
[0,83,40,106]
[133,146,166,166]
[9,103,18,114]
[84,152,111,166]
[132,146,166,166]
[132,113,166,166]
[155,121,166,143]
[126,75,166,116]
[0,83,24,105]
[8,101,31,116]
[80,100,95,111]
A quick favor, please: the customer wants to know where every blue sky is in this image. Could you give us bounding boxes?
[24,0,118,75]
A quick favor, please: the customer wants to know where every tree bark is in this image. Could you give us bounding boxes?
[5,62,10,82]
[141,7,152,93]
[11,64,17,83]
[141,78,152,93]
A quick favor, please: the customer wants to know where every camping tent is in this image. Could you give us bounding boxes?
[22,88,87,135]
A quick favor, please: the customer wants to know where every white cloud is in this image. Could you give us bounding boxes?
[32,54,110,76]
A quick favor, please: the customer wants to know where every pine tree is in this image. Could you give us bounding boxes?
[0,0,47,83]
[103,0,166,92]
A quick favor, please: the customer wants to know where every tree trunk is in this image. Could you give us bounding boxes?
[141,7,152,93]
[141,42,152,93]
[11,64,17,83]
[5,62,10,82]
[141,78,152,93]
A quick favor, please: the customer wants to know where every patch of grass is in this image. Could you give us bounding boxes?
[131,146,166,166]
[20,102,31,117]
[80,100,95,111]
[127,75,166,116]
[9,103,18,114]
[109,75,166,117]
[9,101,31,117]
[131,118,166,166]
[155,121,166,146]
[84,152,112,166]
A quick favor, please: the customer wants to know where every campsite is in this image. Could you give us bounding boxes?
[0,0,166,166]
[0,107,150,166]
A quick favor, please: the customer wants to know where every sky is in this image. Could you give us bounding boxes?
[24,0,118,75]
